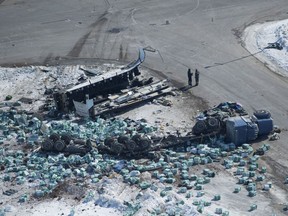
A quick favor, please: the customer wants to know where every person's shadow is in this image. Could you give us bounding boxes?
[179,85,195,91]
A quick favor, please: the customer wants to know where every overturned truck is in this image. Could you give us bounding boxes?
[97,102,274,157]
[40,102,274,157]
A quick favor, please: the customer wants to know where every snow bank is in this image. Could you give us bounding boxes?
[243,19,288,76]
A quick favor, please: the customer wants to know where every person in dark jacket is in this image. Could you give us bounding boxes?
[195,69,200,86]
[187,68,193,86]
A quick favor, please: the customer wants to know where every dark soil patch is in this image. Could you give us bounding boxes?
[107,27,126,34]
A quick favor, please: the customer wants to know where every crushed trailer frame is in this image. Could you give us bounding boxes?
[53,49,145,113]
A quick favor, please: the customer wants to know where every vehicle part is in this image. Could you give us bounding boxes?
[40,134,92,155]
[125,140,136,152]
[54,140,66,151]
[253,110,271,119]
[41,139,54,151]
[61,133,72,144]
[207,117,220,130]
[49,133,60,142]
[118,135,129,144]
[192,120,207,135]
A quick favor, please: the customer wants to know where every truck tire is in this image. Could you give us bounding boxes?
[193,120,207,135]
[111,142,124,154]
[49,133,60,142]
[104,137,114,147]
[125,140,136,152]
[132,134,142,144]
[138,138,151,151]
[61,133,72,144]
[54,140,66,152]
[41,139,54,151]
[118,135,129,144]
[253,110,271,119]
[207,118,220,130]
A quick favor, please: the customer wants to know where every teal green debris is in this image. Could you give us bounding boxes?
[283,203,288,211]
[123,201,141,216]
[263,183,271,191]
[18,194,29,203]
[68,209,75,216]
[185,191,193,198]
[177,187,187,194]
[160,190,167,197]
[0,208,5,216]
[234,186,241,193]
[195,185,203,190]
[139,181,151,190]
[249,204,257,211]
[193,200,199,206]
[260,166,267,173]
[215,208,222,214]
[256,175,265,181]
[196,191,205,197]
[213,194,221,201]
[222,211,229,216]
[197,204,204,213]
[204,201,211,206]
[248,190,257,197]
[83,191,94,203]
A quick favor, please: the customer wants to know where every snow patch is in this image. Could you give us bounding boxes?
[243,19,288,76]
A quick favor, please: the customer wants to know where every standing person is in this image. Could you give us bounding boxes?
[187,68,193,86]
[195,69,200,86]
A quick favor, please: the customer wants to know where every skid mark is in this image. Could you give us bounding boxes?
[68,31,92,57]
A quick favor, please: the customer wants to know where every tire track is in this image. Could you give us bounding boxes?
[108,9,136,60]
[67,31,92,57]
[67,12,108,57]
[90,15,109,58]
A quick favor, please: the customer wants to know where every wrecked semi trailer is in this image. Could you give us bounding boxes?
[53,49,145,113]
[97,110,273,157]
[38,105,274,157]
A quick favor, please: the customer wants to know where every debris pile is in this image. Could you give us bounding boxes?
[0,119,276,215]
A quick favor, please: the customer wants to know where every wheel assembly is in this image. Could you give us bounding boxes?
[54,140,66,152]
[111,142,124,154]
[49,133,60,142]
[207,117,220,130]
[61,133,72,144]
[125,140,136,152]
[118,135,129,144]
[41,139,54,151]
[253,110,271,119]
[192,120,207,135]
